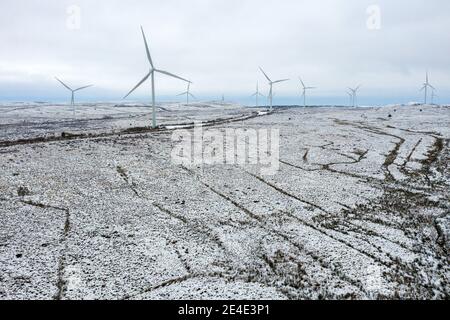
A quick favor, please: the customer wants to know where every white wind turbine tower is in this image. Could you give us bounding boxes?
[348,85,361,107]
[299,78,316,107]
[420,72,435,105]
[178,82,196,105]
[55,77,93,116]
[346,91,353,106]
[259,67,289,111]
[431,88,438,105]
[251,82,265,107]
[124,26,191,128]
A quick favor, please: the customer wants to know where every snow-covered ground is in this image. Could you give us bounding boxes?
[0,102,251,142]
[0,103,449,300]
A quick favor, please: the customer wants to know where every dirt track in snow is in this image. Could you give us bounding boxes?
[0,103,449,299]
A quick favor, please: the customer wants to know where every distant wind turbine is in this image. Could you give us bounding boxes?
[420,71,435,105]
[124,26,191,128]
[431,88,438,105]
[55,77,93,116]
[347,91,353,107]
[259,67,289,111]
[348,85,361,107]
[299,78,316,107]
[178,82,196,104]
[251,82,265,107]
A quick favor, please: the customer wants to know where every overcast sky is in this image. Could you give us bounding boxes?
[1,0,449,105]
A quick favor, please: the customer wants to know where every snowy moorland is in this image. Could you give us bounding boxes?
[0,102,449,299]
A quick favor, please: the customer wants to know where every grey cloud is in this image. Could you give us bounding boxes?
[0,0,449,102]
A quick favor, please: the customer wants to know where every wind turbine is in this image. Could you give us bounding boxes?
[178,82,196,104]
[124,26,191,128]
[347,91,353,107]
[251,82,265,107]
[348,85,361,107]
[299,78,316,107]
[420,71,435,105]
[431,88,438,105]
[55,77,93,116]
[259,67,289,111]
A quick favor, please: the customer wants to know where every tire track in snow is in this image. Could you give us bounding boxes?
[242,172,401,268]
[115,165,229,254]
[181,166,368,296]
[20,200,71,300]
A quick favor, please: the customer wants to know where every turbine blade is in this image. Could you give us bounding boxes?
[123,72,151,99]
[177,92,188,96]
[156,69,190,83]
[74,85,93,92]
[299,78,305,88]
[141,26,154,68]
[189,93,196,99]
[55,77,72,91]
[273,79,289,84]
[251,93,257,97]
[259,67,271,82]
